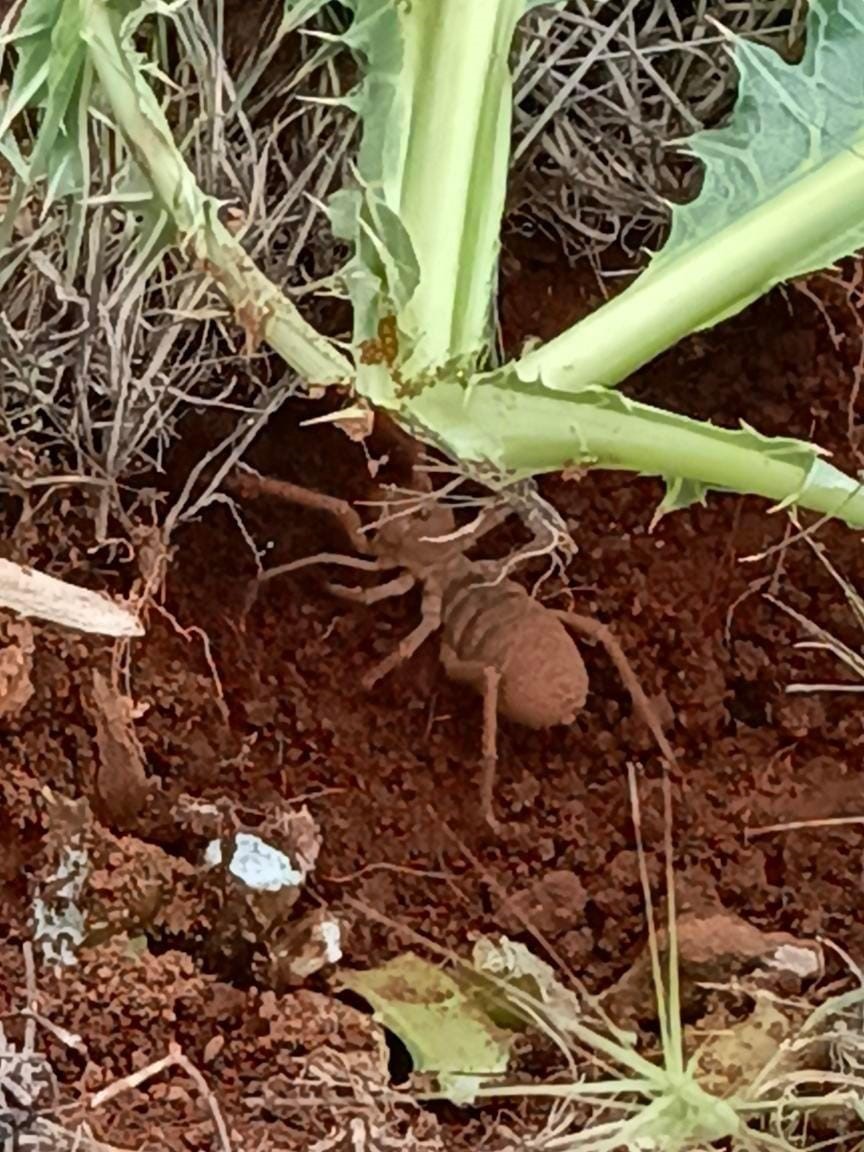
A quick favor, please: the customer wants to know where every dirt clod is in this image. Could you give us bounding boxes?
[86,670,151,828]
[606,907,824,1026]
[496,869,588,937]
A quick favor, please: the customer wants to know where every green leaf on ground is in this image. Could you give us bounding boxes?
[339,952,513,1103]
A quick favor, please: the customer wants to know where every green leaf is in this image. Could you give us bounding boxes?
[651,477,711,530]
[331,0,864,530]
[0,0,89,200]
[516,0,864,393]
[651,0,864,298]
[339,952,513,1103]
[470,935,653,1069]
[1,0,57,137]
[471,935,586,1033]
[328,183,419,341]
[0,133,28,181]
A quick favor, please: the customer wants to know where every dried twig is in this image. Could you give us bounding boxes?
[90,1042,233,1152]
[746,816,864,838]
[1,4,350,534]
[0,560,143,638]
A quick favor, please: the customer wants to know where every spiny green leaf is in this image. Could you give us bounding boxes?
[516,0,864,394]
[647,0,864,313]
[407,370,864,528]
[650,477,710,531]
[0,0,89,201]
[339,952,513,1103]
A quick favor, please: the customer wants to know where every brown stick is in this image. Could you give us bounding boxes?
[90,1042,233,1152]
[480,666,503,832]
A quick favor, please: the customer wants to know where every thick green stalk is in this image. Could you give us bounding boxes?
[514,145,864,392]
[340,0,530,382]
[410,377,864,527]
[514,0,864,393]
[74,0,864,532]
[395,0,524,373]
[82,0,351,386]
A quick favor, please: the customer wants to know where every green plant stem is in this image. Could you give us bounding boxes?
[514,135,864,393]
[410,377,864,527]
[472,1078,654,1100]
[82,0,351,386]
[74,0,864,532]
[394,0,524,372]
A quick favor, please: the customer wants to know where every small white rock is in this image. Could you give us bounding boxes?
[317,917,343,964]
[204,839,224,869]
[228,833,303,891]
[32,844,88,966]
[768,943,822,979]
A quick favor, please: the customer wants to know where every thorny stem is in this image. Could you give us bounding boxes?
[83,0,352,387]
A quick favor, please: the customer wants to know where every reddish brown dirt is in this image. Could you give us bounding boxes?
[2,252,864,1149]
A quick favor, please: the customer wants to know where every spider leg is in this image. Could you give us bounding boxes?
[440,646,503,832]
[363,589,443,688]
[227,470,371,554]
[243,553,397,623]
[557,611,677,770]
[326,571,416,605]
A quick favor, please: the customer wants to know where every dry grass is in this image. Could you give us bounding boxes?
[768,533,864,694]
[510,0,805,271]
[0,0,351,535]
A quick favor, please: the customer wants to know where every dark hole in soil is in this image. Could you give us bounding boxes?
[334,988,412,1085]
[727,679,770,728]
[382,1027,413,1086]
[762,844,787,890]
[583,899,607,941]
